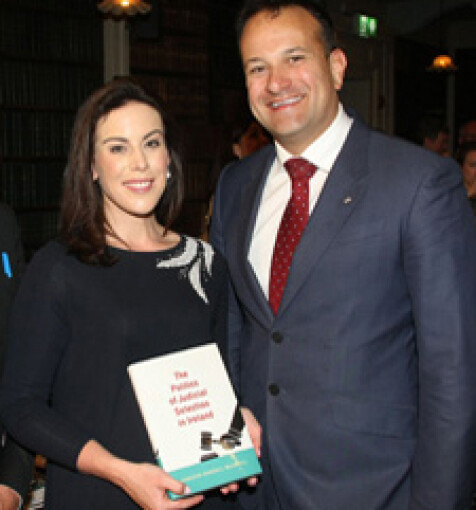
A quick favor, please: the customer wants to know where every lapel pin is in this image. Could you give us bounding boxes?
[343,196,352,204]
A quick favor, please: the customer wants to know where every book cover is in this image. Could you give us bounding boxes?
[127,343,262,499]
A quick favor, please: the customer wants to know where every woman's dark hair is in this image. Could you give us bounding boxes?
[456,141,476,166]
[236,0,336,55]
[59,78,183,265]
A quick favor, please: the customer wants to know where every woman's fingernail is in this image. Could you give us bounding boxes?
[184,486,191,495]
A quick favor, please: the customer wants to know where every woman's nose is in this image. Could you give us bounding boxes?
[131,147,148,170]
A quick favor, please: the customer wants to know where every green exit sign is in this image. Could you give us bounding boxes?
[353,14,378,38]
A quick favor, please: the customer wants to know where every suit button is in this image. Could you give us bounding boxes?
[268,383,280,396]
[272,331,283,344]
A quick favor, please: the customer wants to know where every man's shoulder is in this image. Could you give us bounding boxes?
[352,120,459,176]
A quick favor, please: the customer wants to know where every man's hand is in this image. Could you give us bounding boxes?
[220,407,261,495]
[0,485,20,510]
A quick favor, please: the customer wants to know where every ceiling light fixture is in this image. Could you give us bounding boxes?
[427,54,458,72]
[427,0,457,73]
[97,0,151,16]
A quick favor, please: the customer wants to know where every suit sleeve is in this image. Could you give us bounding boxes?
[403,159,476,510]
[0,206,34,499]
[210,169,244,396]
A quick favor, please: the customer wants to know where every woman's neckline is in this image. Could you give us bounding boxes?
[107,234,185,256]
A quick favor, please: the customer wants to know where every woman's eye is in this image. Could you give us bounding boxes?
[146,138,161,148]
[109,144,126,154]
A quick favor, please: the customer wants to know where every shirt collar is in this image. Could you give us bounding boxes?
[275,103,353,174]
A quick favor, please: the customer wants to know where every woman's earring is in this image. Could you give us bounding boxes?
[166,167,171,180]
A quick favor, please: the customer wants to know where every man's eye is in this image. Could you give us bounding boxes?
[248,65,265,75]
[289,55,304,63]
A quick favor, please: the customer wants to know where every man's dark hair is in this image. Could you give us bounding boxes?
[416,115,449,144]
[236,0,336,55]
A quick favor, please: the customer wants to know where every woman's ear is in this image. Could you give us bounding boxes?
[232,143,242,159]
[91,164,99,182]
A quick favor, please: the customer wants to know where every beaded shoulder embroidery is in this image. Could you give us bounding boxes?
[156,237,214,304]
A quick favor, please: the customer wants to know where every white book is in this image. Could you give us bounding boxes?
[128,343,261,499]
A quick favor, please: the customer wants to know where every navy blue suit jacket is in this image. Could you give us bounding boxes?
[211,119,476,510]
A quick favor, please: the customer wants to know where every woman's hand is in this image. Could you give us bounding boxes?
[0,485,21,510]
[220,406,261,495]
[112,460,204,510]
[77,440,204,509]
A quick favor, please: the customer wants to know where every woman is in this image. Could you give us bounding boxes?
[457,141,476,214]
[0,79,256,510]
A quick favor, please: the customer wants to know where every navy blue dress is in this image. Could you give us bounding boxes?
[1,236,237,509]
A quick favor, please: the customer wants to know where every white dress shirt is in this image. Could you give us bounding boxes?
[248,103,353,297]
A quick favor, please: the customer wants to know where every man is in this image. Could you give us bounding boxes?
[210,1,476,509]
[458,119,476,146]
[0,203,33,509]
[417,115,450,156]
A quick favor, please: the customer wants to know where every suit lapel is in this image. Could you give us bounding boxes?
[230,148,276,326]
[278,120,371,316]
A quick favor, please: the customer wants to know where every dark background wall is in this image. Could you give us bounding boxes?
[1,0,475,257]
[0,0,103,258]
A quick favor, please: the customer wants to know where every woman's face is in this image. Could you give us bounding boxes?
[92,100,170,225]
[462,149,476,197]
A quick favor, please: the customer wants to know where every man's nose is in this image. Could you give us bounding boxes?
[266,66,291,93]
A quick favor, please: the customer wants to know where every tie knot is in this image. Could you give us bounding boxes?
[284,158,317,182]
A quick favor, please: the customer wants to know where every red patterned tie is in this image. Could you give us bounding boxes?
[269,158,317,315]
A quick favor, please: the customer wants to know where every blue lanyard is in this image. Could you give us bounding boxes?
[2,252,12,278]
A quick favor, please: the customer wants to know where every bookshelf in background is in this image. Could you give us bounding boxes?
[130,0,244,238]
[0,0,103,259]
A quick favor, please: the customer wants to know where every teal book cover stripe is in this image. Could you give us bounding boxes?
[166,448,262,500]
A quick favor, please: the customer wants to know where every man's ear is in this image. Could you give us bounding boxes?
[329,48,347,91]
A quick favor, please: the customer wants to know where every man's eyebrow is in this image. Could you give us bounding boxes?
[244,56,265,66]
[285,46,308,53]
[244,46,309,65]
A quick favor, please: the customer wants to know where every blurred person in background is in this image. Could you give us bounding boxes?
[417,115,450,156]
[203,115,271,241]
[0,202,33,510]
[458,118,476,146]
[457,140,476,214]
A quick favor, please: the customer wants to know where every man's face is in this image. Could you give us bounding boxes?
[460,121,476,145]
[240,6,346,155]
[424,131,449,156]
